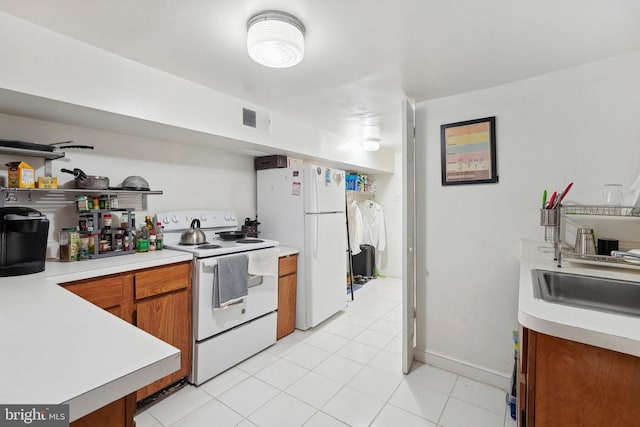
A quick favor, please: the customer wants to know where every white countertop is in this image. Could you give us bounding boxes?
[519,240,640,357]
[278,246,299,258]
[0,250,194,421]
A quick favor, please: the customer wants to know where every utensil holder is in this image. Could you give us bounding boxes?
[540,208,558,242]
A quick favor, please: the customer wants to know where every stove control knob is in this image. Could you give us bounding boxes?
[171,215,179,223]
[224,214,231,221]
[163,216,170,224]
[230,214,236,221]
[200,215,207,222]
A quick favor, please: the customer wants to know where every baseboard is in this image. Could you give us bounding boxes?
[414,348,511,391]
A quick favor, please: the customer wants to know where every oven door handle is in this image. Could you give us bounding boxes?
[248,274,264,288]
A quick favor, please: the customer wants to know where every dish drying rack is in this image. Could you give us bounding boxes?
[541,204,640,269]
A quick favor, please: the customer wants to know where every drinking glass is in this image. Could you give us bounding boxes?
[602,184,624,215]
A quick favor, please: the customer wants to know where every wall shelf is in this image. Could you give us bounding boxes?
[1,187,163,196]
[0,145,66,160]
[1,187,163,209]
[1,144,66,176]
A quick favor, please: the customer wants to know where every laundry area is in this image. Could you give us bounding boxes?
[346,172,387,287]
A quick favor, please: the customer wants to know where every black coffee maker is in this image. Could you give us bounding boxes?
[0,207,49,276]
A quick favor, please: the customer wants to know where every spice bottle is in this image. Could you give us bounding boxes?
[79,235,90,260]
[156,222,164,250]
[101,214,112,251]
[120,212,129,229]
[75,195,89,212]
[99,195,109,209]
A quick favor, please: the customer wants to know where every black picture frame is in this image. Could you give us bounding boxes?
[440,116,498,186]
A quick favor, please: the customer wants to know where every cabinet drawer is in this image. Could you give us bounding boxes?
[279,255,298,277]
[63,274,131,310]
[135,262,190,300]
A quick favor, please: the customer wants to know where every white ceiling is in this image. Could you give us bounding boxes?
[1,0,640,152]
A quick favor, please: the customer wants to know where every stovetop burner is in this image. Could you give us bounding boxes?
[179,241,209,246]
[196,244,222,250]
[236,239,264,243]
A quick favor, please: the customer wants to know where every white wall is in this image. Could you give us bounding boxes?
[0,11,393,173]
[0,113,257,253]
[372,152,403,277]
[415,50,640,385]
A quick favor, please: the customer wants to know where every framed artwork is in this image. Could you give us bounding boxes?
[440,116,497,186]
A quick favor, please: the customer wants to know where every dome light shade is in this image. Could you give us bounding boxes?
[362,138,381,151]
[247,11,305,68]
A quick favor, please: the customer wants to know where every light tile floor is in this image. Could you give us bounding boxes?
[136,276,518,427]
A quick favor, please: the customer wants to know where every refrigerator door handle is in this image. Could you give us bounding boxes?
[313,167,319,214]
[315,214,319,255]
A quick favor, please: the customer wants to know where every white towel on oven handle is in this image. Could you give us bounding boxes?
[248,248,279,276]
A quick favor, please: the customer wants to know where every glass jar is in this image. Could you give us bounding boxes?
[75,195,89,212]
[59,227,79,261]
[79,235,90,260]
[109,195,119,209]
[92,195,100,210]
[120,212,129,229]
[136,226,149,252]
[99,195,109,209]
[103,213,112,227]
[99,239,110,253]
[114,231,124,251]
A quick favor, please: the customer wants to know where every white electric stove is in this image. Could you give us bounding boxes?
[158,210,278,257]
[156,210,279,385]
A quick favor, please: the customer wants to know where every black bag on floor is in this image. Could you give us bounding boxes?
[353,244,375,278]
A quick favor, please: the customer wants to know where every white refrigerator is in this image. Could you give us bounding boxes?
[257,164,347,330]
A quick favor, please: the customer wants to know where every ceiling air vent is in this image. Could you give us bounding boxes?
[242,107,271,134]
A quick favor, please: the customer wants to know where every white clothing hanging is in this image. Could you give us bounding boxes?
[358,200,386,253]
[347,200,364,255]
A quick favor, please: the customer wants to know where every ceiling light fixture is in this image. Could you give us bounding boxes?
[247,10,305,68]
[362,138,381,152]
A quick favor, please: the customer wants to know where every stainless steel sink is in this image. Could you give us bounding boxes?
[531,269,640,317]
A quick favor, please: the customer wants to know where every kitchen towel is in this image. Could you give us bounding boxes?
[213,254,249,309]
[248,248,279,276]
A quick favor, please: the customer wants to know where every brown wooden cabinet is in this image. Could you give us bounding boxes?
[61,261,192,405]
[277,254,297,339]
[134,262,191,401]
[62,273,135,323]
[70,393,135,427]
[518,326,640,427]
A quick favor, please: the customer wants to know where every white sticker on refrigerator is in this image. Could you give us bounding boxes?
[292,181,301,196]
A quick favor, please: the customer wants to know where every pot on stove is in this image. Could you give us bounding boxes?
[180,219,207,245]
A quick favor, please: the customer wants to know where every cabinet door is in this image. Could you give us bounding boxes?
[135,289,191,401]
[279,255,297,276]
[70,392,135,427]
[62,273,134,323]
[532,331,640,426]
[135,262,189,300]
[277,273,297,339]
